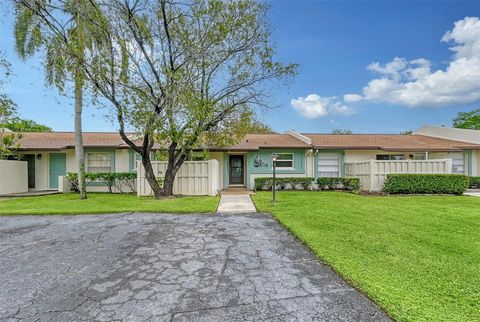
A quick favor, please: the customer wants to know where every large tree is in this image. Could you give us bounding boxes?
[453,108,480,130]
[14,0,296,198]
[15,0,93,199]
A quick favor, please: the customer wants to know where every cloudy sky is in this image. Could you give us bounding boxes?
[1,1,479,133]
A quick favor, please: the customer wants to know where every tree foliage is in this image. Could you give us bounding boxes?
[14,0,296,197]
[0,57,23,159]
[331,128,352,135]
[453,108,480,130]
[15,0,93,199]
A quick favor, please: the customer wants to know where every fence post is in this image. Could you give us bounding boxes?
[445,158,453,174]
[407,159,413,173]
[369,159,375,192]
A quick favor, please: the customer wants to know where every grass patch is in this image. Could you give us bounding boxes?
[252,191,480,322]
[0,193,220,215]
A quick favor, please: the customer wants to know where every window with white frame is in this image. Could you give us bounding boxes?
[451,152,465,174]
[275,153,294,168]
[87,152,112,173]
[318,153,340,177]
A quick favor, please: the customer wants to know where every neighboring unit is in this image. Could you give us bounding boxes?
[1,126,479,195]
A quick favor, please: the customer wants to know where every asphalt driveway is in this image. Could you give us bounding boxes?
[0,213,390,321]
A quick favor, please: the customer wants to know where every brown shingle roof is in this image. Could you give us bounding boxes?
[303,134,480,151]
[216,134,312,151]
[13,131,480,152]
[16,132,144,150]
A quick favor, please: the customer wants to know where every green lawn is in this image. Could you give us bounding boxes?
[0,193,220,215]
[253,191,480,322]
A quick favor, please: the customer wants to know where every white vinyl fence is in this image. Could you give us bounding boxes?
[345,159,453,192]
[0,160,28,194]
[137,159,219,196]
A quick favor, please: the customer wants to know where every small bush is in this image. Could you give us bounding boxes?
[383,174,469,195]
[66,172,137,193]
[316,177,360,191]
[254,177,314,191]
[468,176,480,189]
[114,172,137,193]
[66,172,80,192]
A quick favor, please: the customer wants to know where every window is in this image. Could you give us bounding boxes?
[451,152,465,174]
[130,152,142,172]
[376,154,405,160]
[318,153,340,177]
[413,153,426,160]
[87,152,112,173]
[275,153,294,168]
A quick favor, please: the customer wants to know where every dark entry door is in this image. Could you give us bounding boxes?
[229,155,244,185]
[23,155,36,189]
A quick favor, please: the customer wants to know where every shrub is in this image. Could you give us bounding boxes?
[316,177,360,191]
[66,172,80,192]
[114,172,137,193]
[66,172,137,193]
[383,174,469,195]
[254,177,314,191]
[468,176,480,189]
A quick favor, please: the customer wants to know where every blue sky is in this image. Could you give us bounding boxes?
[1,1,480,133]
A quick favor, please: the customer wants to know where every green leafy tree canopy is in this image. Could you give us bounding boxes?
[453,108,480,130]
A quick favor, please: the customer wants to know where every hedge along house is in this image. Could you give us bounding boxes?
[4,127,480,194]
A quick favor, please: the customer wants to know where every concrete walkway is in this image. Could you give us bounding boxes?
[217,194,256,213]
[464,190,480,197]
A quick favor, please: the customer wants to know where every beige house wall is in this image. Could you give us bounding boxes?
[208,152,224,188]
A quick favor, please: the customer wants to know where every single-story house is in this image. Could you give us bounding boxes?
[5,126,480,193]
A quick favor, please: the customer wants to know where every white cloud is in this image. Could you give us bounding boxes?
[345,17,480,108]
[344,94,362,103]
[291,94,354,119]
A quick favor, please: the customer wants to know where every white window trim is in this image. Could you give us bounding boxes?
[86,152,113,173]
[272,153,295,170]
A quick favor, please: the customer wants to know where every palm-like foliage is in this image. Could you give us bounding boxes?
[14,0,90,199]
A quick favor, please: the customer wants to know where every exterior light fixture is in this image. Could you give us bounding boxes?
[271,153,280,202]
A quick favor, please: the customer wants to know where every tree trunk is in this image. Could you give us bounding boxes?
[74,77,87,199]
[162,159,176,197]
[162,152,187,197]
[141,152,163,199]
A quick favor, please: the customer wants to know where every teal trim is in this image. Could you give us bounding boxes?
[223,153,229,188]
[128,149,133,172]
[128,149,142,172]
[340,151,345,177]
[315,150,345,179]
[246,153,251,190]
[467,150,473,176]
[247,149,306,175]
[49,153,66,189]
